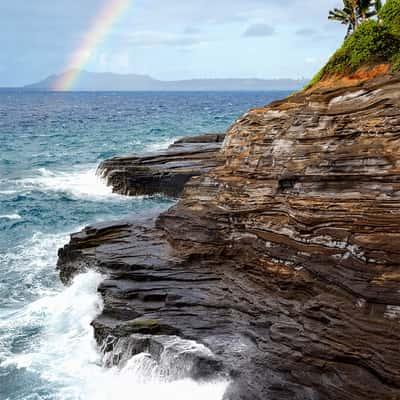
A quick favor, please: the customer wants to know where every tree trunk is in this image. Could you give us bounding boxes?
[351,0,359,29]
[345,24,352,39]
[353,7,358,28]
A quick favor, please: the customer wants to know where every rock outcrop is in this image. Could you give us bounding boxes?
[97,133,225,197]
[58,72,400,399]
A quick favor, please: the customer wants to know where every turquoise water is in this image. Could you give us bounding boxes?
[0,90,288,400]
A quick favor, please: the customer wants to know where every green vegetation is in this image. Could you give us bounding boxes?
[308,0,400,87]
[328,0,359,39]
[328,0,380,38]
[326,20,399,72]
[379,0,400,34]
[391,53,400,72]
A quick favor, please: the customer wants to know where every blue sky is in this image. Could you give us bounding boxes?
[1,0,345,86]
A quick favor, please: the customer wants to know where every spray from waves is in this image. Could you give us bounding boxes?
[2,138,178,201]
[0,270,228,400]
[0,214,21,220]
[0,271,104,399]
[0,233,227,399]
[144,137,178,153]
[0,231,69,308]
[14,167,124,200]
[0,190,18,195]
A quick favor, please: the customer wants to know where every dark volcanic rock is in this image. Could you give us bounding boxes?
[159,74,400,398]
[100,333,225,381]
[97,133,225,197]
[58,74,400,399]
[57,217,321,399]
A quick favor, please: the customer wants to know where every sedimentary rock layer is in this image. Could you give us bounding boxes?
[58,73,400,399]
[97,133,225,197]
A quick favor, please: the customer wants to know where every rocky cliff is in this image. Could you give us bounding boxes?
[97,133,225,196]
[58,72,400,399]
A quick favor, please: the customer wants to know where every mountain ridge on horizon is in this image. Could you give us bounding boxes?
[24,70,309,91]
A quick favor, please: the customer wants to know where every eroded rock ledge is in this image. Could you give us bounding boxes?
[97,133,225,197]
[58,73,400,400]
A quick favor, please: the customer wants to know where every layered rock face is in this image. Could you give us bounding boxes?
[97,133,225,196]
[58,73,400,399]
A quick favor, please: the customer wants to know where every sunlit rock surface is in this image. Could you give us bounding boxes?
[59,73,400,399]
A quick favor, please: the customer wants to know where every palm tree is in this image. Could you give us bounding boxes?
[375,0,383,12]
[349,0,360,28]
[328,0,358,38]
[375,0,383,21]
[328,0,377,38]
[358,0,377,22]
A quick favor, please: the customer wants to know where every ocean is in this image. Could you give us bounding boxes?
[0,90,289,400]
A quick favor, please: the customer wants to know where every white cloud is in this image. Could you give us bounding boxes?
[1,0,346,85]
[244,24,275,37]
[97,50,131,73]
[296,28,317,36]
[123,31,204,47]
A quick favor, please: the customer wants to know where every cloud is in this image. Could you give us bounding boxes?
[243,24,275,37]
[97,51,131,73]
[122,31,205,47]
[296,28,317,36]
[1,0,345,85]
[183,27,202,35]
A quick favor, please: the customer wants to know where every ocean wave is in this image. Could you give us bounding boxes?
[0,231,69,307]
[0,213,21,220]
[144,137,177,152]
[0,271,104,373]
[16,167,124,201]
[0,270,228,400]
[83,373,228,400]
[0,189,18,195]
[0,233,227,400]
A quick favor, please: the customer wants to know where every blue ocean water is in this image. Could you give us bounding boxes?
[0,90,289,400]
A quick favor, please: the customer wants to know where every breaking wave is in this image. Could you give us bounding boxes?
[0,214,21,220]
[17,167,118,200]
[0,268,228,400]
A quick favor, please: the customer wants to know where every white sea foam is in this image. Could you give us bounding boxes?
[145,137,177,152]
[18,167,123,200]
[0,232,71,329]
[0,190,18,195]
[0,271,104,374]
[83,373,228,400]
[1,267,228,400]
[0,162,227,399]
[0,213,21,220]
[0,231,67,292]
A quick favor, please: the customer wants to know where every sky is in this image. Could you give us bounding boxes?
[0,0,346,86]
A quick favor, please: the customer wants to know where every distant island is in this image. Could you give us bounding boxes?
[24,70,309,91]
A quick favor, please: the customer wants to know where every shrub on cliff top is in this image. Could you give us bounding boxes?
[391,53,400,72]
[327,20,399,72]
[308,0,400,87]
[379,0,400,35]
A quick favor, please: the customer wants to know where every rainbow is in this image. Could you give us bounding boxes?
[53,0,130,91]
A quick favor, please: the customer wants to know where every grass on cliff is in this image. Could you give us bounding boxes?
[308,0,400,87]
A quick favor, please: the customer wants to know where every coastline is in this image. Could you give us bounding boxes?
[58,72,400,399]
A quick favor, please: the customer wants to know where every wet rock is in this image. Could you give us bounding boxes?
[97,133,225,197]
[100,333,225,381]
[58,73,400,399]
